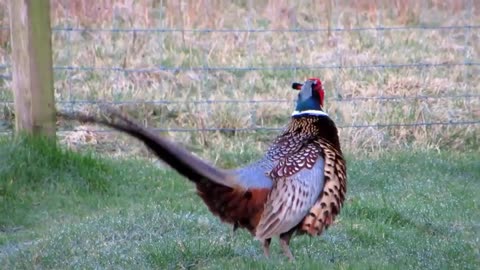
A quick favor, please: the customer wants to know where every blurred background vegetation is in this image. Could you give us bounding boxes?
[0,0,478,159]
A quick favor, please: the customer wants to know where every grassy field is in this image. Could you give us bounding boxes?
[0,136,478,269]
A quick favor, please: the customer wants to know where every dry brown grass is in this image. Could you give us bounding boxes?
[0,0,478,160]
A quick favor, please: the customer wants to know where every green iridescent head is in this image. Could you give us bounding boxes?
[291,77,325,113]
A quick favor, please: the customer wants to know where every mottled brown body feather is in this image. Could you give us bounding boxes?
[195,181,269,233]
[266,116,347,237]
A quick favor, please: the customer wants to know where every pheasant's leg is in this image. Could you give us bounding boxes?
[279,231,295,261]
[262,238,271,258]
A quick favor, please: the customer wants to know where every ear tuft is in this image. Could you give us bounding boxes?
[292,82,303,90]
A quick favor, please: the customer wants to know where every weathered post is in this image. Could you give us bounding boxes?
[8,0,56,138]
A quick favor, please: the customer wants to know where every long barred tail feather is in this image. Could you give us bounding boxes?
[58,108,269,233]
[58,108,234,187]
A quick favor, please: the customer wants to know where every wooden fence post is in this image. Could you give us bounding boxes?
[8,0,56,138]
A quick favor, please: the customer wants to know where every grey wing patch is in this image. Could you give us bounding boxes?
[232,157,274,189]
[255,158,325,240]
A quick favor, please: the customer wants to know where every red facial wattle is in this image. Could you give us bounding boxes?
[308,77,324,107]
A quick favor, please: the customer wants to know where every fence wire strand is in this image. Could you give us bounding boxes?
[0,7,479,135]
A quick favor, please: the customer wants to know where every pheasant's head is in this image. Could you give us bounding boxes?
[291,77,327,117]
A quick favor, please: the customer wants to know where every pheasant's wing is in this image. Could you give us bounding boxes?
[255,143,325,240]
[266,131,314,162]
[299,139,347,236]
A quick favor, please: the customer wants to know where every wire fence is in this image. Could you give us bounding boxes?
[0,2,479,150]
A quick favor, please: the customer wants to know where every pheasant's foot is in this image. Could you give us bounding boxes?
[262,238,271,258]
[279,232,295,261]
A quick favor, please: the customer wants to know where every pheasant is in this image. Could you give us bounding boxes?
[59,77,347,260]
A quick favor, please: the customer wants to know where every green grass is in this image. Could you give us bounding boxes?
[0,136,479,269]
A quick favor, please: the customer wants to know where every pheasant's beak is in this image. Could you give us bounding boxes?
[292,82,303,90]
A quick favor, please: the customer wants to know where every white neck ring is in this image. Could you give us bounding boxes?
[291,110,329,117]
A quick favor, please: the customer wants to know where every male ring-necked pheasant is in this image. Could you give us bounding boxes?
[60,78,347,260]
